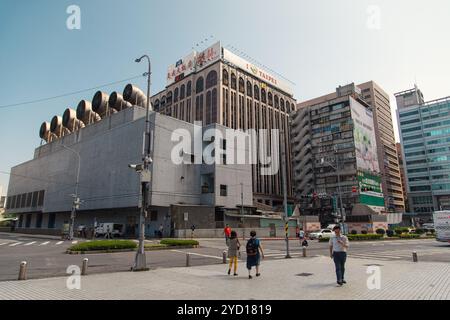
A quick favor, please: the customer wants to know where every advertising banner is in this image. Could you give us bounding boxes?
[357,170,384,207]
[350,97,380,173]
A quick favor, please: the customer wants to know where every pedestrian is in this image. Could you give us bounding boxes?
[246,230,264,279]
[159,224,164,238]
[329,225,349,286]
[299,229,305,240]
[227,231,240,276]
[223,224,231,245]
[105,225,111,239]
[295,226,300,238]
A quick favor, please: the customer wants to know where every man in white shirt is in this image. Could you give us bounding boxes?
[329,225,349,286]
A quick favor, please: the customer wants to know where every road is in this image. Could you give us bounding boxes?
[0,232,448,281]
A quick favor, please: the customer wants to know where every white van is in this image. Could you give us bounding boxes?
[433,211,450,243]
[95,223,124,238]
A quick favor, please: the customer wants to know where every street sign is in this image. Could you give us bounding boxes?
[285,222,289,235]
[184,212,188,221]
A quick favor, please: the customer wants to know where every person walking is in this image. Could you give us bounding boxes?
[329,225,349,286]
[246,230,264,279]
[159,224,164,238]
[227,231,240,276]
[223,224,231,246]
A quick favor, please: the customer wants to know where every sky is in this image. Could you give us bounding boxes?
[1,0,450,191]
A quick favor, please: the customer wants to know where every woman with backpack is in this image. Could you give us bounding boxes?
[227,231,240,276]
[246,230,264,279]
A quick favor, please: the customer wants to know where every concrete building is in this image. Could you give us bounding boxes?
[396,143,409,213]
[292,83,386,225]
[150,41,297,208]
[358,81,405,212]
[395,86,450,222]
[5,106,254,236]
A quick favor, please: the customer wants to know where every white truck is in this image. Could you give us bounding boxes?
[433,211,450,243]
[95,223,124,238]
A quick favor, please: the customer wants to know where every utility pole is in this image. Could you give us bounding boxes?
[280,130,291,258]
[240,182,244,216]
[62,145,81,241]
[132,55,152,271]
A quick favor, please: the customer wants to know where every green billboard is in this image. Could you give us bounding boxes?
[357,170,384,207]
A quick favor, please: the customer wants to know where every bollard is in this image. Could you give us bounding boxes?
[186,253,191,267]
[81,258,89,275]
[302,246,307,257]
[412,251,418,262]
[18,261,27,280]
[223,250,227,264]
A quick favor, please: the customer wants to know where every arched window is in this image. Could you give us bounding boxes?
[166,91,173,105]
[261,88,266,104]
[174,88,179,102]
[231,73,237,90]
[238,77,245,93]
[280,98,285,112]
[254,85,260,100]
[187,81,192,97]
[268,92,273,106]
[246,81,252,97]
[154,99,160,111]
[206,70,218,89]
[274,95,279,109]
[161,95,166,108]
[196,77,204,93]
[222,69,229,86]
[180,84,186,99]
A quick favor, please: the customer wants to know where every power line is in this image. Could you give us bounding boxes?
[0,75,144,110]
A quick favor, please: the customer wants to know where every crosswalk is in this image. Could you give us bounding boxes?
[0,240,78,248]
[347,248,448,261]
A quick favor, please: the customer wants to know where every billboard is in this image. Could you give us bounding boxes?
[166,42,221,86]
[350,97,380,173]
[358,170,384,208]
[222,48,293,95]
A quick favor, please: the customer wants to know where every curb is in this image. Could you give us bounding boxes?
[66,245,199,254]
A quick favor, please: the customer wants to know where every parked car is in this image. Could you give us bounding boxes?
[95,223,124,238]
[309,229,334,240]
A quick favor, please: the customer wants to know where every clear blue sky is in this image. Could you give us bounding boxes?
[1,0,450,191]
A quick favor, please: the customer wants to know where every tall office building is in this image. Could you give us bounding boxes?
[292,83,385,224]
[150,42,297,208]
[396,143,409,212]
[358,81,405,212]
[396,86,450,220]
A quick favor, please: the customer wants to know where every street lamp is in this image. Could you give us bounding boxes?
[320,146,345,229]
[62,145,81,241]
[132,54,152,271]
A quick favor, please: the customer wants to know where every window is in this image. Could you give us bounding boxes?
[26,192,32,207]
[220,185,227,196]
[37,190,45,206]
[36,213,43,229]
[274,95,279,109]
[196,77,204,93]
[268,92,273,106]
[238,77,245,93]
[254,85,259,100]
[246,81,252,97]
[231,73,237,90]
[166,91,173,105]
[187,81,192,96]
[180,84,186,99]
[399,110,419,118]
[410,185,431,192]
[150,210,158,221]
[161,96,166,108]
[25,214,31,228]
[261,89,266,104]
[206,70,217,89]
[280,98,285,112]
[154,99,160,111]
[222,69,229,86]
[174,88,179,102]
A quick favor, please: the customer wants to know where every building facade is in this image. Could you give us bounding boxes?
[150,42,296,208]
[292,83,385,225]
[396,86,450,220]
[396,143,409,213]
[5,106,253,236]
[358,81,405,212]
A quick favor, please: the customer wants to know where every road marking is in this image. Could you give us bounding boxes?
[55,241,63,245]
[170,250,223,260]
[0,243,8,246]
[9,242,22,247]
[24,241,36,246]
[39,241,50,246]
[71,241,78,244]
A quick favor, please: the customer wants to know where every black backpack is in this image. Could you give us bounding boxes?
[246,238,258,256]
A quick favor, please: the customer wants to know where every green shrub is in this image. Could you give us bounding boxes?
[350,230,358,235]
[376,229,386,235]
[428,229,435,234]
[398,234,420,239]
[361,230,368,235]
[386,230,395,237]
[69,240,137,252]
[160,239,199,246]
[414,228,425,234]
[347,234,383,241]
[394,229,404,235]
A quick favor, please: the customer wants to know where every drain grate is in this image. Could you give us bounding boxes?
[296,273,313,277]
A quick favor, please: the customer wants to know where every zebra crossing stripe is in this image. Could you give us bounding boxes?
[9,242,22,247]
[71,241,78,244]
[24,241,36,246]
[349,253,403,260]
[0,243,8,246]
[55,241,63,245]
[39,241,50,246]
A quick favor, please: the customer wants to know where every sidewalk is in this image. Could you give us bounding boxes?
[0,255,448,300]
